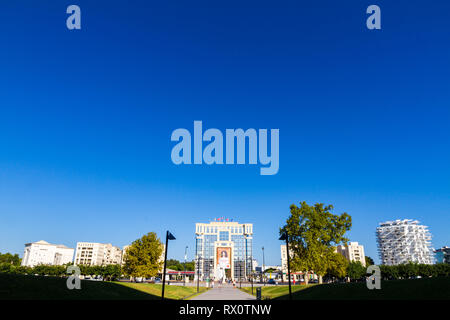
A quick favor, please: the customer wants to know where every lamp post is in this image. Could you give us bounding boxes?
[262,246,265,285]
[279,231,292,300]
[161,230,176,300]
[184,246,188,286]
[250,257,254,295]
[239,260,242,288]
[196,255,202,293]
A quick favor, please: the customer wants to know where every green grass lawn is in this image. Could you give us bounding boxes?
[0,273,207,300]
[241,284,317,299]
[241,277,450,300]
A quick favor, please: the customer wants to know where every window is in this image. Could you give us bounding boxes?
[219,231,229,241]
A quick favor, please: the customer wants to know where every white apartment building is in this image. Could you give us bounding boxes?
[21,240,74,267]
[336,242,366,266]
[280,244,290,274]
[74,242,122,266]
[376,219,433,265]
[121,245,130,265]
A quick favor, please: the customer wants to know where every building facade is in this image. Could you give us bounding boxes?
[376,219,433,265]
[195,220,253,281]
[336,242,366,266]
[74,242,122,266]
[434,246,450,264]
[21,240,74,267]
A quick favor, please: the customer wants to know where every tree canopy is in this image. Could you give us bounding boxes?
[0,252,21,266]
[166,259,195,271]
[365,256,374,266]
[122,232,164,278]
[347,261,366,280]
[281,201,352,283]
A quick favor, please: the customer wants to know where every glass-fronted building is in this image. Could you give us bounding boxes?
[195,220,253,281]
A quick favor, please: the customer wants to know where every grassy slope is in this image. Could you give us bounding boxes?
[0,273,207,300]
[241,284,317,299]
[241,278,450,300]
[116,282,208,300]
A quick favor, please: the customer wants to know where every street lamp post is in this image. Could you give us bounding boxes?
[250,257,254,295]
[161,230,176,300]
[184,246,188,286]
[196,255,202,293]
[239,260,242,288]
[279,231,292,300]
[262,246,265,285]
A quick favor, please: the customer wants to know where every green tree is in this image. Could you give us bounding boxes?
[281,201,352,284]
[0,252,21,266]
[365,256,374,266]
[184,261,195,271]
[347,261,366,281]
[327,250,349,279]
[123,232,164,279]
[166,259,183,271]
[102,264,121,281]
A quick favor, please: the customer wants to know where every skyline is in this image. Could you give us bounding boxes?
[1,0,450,266]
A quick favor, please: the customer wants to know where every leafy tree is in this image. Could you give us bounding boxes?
[365,256,374,266]
[281,201,352,284]
[123,232,164,278]
[0,252,21,266]
[102,264,121,281]
[347,261,366,281]
[184,261,195,271]
[166,259,183,271]
[327,250,349,279]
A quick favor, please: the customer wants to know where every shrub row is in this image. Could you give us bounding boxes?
[379,263,450,280]
[0,263,122,281]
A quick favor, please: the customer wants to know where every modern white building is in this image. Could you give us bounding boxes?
[376,219,433,265]
[336,242,366,266]
[74,242,122,266]
[195,219,253,281]
[21,240,74,267]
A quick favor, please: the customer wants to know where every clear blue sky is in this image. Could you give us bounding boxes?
[0,1,449,265]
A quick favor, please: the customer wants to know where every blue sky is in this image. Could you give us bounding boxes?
[0,0,449,265]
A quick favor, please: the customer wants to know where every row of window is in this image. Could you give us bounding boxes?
[196,225,253,235]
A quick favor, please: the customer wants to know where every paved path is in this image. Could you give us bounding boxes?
[191,285,256,300]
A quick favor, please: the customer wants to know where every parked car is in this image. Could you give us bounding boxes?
[309,279,318,284]
[267,279,277,285]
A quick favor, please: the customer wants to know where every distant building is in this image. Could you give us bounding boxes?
[21,240,74,267]
[252,258,258,271]
[376,219,433,265]
[280,244,307,282]
[336,242,366,266]
[195,220,253,281]
[434,246,450,264]
[280,244,291,274]
[74,242,122,266]
[121,245,130,266]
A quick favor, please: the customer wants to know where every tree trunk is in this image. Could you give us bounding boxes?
[318,275,323,284]
[304,272,309,285]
